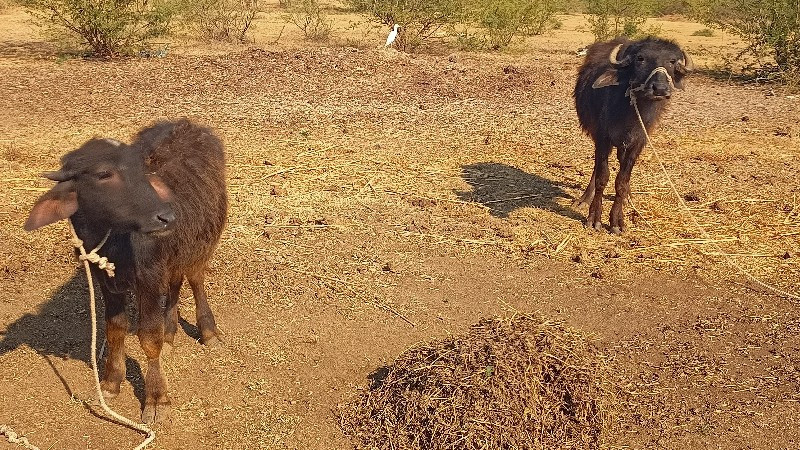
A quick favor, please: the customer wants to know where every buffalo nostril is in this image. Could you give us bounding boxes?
[652,84,670,97]
[156,210,176,225]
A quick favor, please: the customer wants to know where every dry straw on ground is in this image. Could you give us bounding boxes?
[339,315,616,449]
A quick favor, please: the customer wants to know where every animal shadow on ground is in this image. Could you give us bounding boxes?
[0,270,146,407]
[456,162,584,222]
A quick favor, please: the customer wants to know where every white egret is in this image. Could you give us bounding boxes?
[385,24,400,47]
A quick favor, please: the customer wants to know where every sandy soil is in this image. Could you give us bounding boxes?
[1,3,798,449]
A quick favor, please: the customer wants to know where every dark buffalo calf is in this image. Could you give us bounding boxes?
[25,119,227,423]
[573,37,693,234]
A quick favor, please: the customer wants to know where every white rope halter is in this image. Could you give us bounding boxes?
[627,66,676,104]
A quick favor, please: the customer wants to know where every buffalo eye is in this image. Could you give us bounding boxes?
[637,55,645,63]
[95,170,113,180]
[669,59,677,65]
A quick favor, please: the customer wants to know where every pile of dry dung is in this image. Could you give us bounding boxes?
[339,315,616,449]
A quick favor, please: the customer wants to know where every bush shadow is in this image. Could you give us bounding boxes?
[455,162,583,222]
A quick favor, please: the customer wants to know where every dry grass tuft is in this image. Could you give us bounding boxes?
[339,315,617,449]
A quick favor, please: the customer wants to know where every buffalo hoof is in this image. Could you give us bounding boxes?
[202,334,224,347]
[101,389,119,400]
[584,219,603,231]
[610,225,626,235]
[142,401,170,424]
[100,381,120,400]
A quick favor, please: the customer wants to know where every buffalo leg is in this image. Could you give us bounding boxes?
[137,285,170,424]
[586,138,612,231]
[610,143,644,234]
[187,270,222,346]
[99,279,128,400]
[162,276,182,355]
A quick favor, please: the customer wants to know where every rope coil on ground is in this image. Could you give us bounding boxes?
[0,425,41,450]
[68,221,156,450]
[631,90,800,301]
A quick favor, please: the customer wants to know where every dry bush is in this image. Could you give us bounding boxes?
[182,0,260,43]
[339,315,617,449]
[585,0,657,41]
[692,0,800,88]
[18,0,175,57]
[289,0,332,42]
[346,0,462,51]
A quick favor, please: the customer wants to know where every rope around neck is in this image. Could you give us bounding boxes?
[68,220,156,449]
[70,227,116,277]
[630,93,800,301]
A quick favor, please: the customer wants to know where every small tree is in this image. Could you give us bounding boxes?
[181,0,261,43]
[692,0,799,77]
[289,0,332,41]
[19,0,176,58]
[584,0,655,41]
[346,0,464,50]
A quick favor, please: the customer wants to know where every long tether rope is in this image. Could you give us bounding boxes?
[68,220,156,449]
[2,223,156,449]
[629,71,800,301]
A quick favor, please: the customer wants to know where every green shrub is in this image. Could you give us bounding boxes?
[692,0,799,74]
[652,0,689,16]
[181,0,260,42]
[289,0,332,42]
[466,0,563,50]
[19,0,176,57]
[691,27,714,37]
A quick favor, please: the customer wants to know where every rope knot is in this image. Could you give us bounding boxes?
[78,252,116,277]
[69,225,116,277]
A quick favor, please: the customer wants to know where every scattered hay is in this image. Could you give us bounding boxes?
[339,315,617,449]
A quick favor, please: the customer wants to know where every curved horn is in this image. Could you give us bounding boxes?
[676,51,694,73]
[42,170,74,182]
[608,43,631,67]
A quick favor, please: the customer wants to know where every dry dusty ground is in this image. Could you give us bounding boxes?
[1,3,799,449]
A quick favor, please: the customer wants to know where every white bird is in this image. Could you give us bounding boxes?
[385,24,400,47]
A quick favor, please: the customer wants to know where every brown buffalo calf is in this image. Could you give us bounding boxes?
[25,119,228,423]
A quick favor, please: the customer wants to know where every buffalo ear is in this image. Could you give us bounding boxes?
[148,174,173,201]
[592,69,619,88]
[24,180,78,231]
